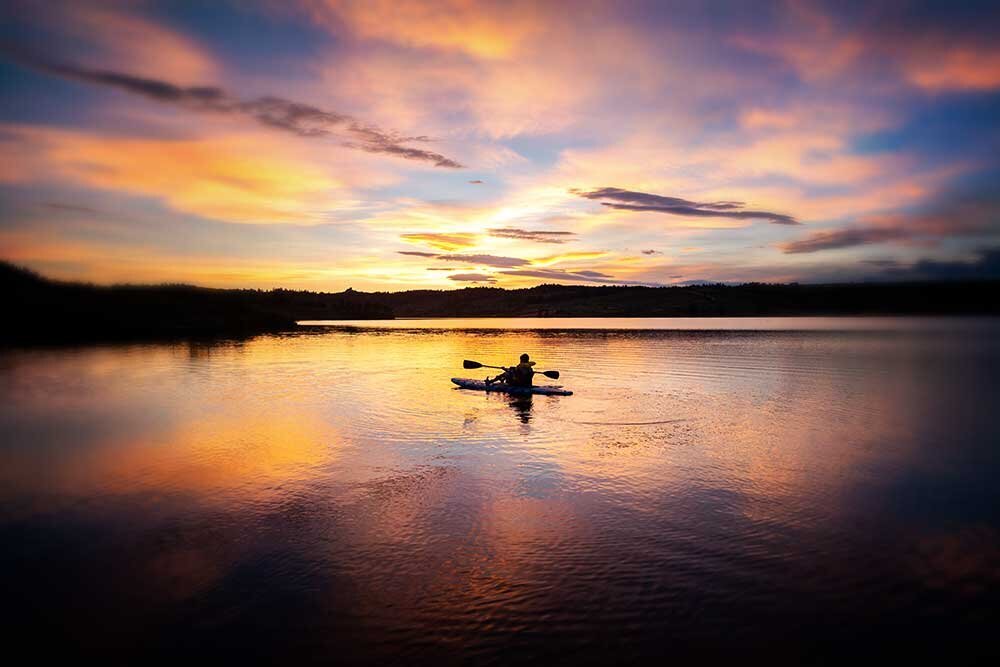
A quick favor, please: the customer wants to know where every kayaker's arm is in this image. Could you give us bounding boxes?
[485,367,514,385]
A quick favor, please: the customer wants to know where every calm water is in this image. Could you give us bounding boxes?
[300,315,999,331]
[2,318,999,663]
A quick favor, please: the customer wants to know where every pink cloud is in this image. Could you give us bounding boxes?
[13,0,219,82]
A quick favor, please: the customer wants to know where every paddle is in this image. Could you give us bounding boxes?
[463,359,560,380]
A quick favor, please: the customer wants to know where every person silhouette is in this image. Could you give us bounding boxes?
[486,353,536,387]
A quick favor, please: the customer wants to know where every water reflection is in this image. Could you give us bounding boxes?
[506,393,534,423]
[1,320,998,662]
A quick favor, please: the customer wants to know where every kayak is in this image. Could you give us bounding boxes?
[451,378,573,396]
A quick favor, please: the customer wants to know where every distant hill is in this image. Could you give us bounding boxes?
[360,281,1000,318]
[1,262,391,343]
[3,261,999,344]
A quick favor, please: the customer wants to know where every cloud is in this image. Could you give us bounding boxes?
[306,0,540,60]
[573,187,798,225]
[44,202,100,214]
[731,1,1000,93]
[397,247,531,268]
[448,273,497,283]
[4,52,463,168]
[0,228,369,289]
[0,125,351,224]
[395,240,623,273]
[531,251,608,266]
[488,227,576,243]
[397,250,439,257]
[780,227,912,254]
[440,254,529,268]
[901,46,1000,92]
[782,181,1000,254]
[499,268,659,286]
[400,232,478,250]
[6,1,1000,291]
[306,0,668,140]
[10,0,218,82]
[879,247,1000,281]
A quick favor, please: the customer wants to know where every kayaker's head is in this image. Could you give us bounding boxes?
[520,353,530,363]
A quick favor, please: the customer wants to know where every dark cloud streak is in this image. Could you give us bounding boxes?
[783,182,1000,254]
[6,51,463,168]
[500,268,661,286]
[781,227,911,253]
[574,187,798,225]
[397,251,530,268]
[488,227,577,244]
[45,202,100,214]
[441,254,530,268]
[448,273,497,283]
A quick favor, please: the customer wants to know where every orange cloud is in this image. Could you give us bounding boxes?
[401,232,479,251]
[17,0,218,81]
[321,45,592,139]
[313,3,668,139]
[534,119,925,231]
[779,185,1000,254]
[0,229,298,286]
[532,251,609,267]
[306,0,541,59]
[731,0,864,82]
[0,409,339,513]
[0,227,431,290]
[0,125,358,224]
[733,1,1000,93]
[740,108,800,131]
[0,230,154,267]
[901,46,1000,92]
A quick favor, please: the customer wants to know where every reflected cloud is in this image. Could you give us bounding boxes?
[87,413,337,503]
[910,525,1000,595]
[505,393,533,424]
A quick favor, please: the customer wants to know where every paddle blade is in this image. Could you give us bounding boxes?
[463,360,483,369]
[542,370,560,379]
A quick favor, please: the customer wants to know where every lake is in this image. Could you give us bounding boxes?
[2,317,999,663]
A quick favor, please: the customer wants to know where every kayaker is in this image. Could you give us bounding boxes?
[486,353,536,387]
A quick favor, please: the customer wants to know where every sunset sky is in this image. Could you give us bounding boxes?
[2,0,999,290]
